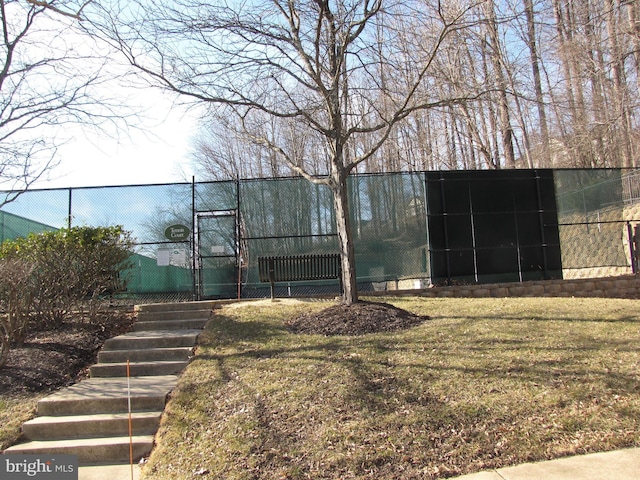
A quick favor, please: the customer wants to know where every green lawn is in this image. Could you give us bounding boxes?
[140,297,640,479]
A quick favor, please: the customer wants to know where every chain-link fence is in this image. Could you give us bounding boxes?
[1,169,639,300]
[555,169,640,278]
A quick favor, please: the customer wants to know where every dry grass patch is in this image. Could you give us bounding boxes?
[0,394,42,450]
[143,297,640,479]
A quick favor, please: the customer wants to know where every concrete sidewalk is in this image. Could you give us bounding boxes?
[75,448,640,480]
[452,447,640,480]
[78,464,141,480]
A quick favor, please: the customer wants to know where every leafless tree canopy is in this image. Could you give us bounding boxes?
[0,0,134,206]
[185,0,640,178]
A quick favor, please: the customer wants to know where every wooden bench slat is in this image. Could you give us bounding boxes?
[258,254,341,298]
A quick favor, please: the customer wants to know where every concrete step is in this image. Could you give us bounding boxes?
[37,375,178,416]
[90,361,189,377]
[136,301,216,313]
[22,412,162,440]
[102,330,201,351]
[132,318,209,331]
[136,310,212,322]
[4,435,155,464]
[98,346,193,363]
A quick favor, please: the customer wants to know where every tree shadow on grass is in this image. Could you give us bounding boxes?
[160,309,640,479]
[194,310,640,406]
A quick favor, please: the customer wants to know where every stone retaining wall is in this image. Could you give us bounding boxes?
[376,274,640,299]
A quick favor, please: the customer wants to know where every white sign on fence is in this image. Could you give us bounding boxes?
[157,248,189,267]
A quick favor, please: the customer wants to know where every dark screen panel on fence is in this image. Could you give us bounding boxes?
[426,169,562,285]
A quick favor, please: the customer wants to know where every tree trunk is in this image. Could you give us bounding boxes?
[524,0,550,167]
[485,0,516,168]
[628,0,640,96]
[584,0,607,166]
[606,0,633,168]
[480,43,500,169]
[553,0,591,166]
[331,172,358,305]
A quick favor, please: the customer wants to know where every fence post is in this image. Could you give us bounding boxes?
[627,222,637,274]
[191,177,198,301]
[236,179,241,300]
[67,188,73,228]
[634,224,640,274]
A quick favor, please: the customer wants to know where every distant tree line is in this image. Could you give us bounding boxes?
[193,0,640,179]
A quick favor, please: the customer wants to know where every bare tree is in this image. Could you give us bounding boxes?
[482,0,516,168]
[0,0,132,207]
[87,0,483,304]
[522,0,550,166]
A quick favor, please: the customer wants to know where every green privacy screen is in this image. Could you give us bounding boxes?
[0,210,57,243]
[1,169,638,299]
[238,173,428,296]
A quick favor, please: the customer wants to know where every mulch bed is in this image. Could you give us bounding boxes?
[0,310,135,396]
[286,301,430,336]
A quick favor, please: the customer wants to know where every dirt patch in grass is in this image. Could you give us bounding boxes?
[287,301,430,335]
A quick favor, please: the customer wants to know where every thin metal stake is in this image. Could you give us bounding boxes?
[127,360,134,480]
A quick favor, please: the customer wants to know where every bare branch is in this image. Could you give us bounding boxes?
[0,0,134,206]
[26,0,93,21]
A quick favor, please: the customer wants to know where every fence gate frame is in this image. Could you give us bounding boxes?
[194,209,240,300]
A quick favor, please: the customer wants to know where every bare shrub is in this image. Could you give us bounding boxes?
[0,259,35,368]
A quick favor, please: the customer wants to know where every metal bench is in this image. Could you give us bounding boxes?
[258,253,342,299]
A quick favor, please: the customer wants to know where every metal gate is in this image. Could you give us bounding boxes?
[195,210,239,299]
